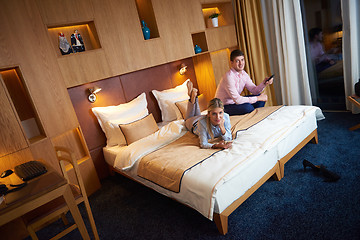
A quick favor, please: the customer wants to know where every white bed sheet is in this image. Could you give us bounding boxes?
[103,105,323,220]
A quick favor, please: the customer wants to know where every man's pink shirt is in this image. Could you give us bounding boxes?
[215,68,265,105]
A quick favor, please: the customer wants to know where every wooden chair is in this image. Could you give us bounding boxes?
[23,146,99,240]
[347,95,360,131]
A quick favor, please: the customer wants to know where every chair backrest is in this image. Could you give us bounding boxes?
[54,146,88,200]
[54,146,100,240]
[355,80,360,97]
[348,95,360,108]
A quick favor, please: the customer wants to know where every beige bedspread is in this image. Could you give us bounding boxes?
[137,106,282,192]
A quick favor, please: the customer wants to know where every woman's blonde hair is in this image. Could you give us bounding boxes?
[206,98,224,139]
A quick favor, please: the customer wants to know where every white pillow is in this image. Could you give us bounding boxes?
[152,79,190,122]
[92,93,148,146]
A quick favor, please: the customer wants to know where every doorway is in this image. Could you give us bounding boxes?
[301,0,345,110]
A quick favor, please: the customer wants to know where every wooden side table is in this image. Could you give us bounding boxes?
[0,166,90,239]
[347,95,360,131]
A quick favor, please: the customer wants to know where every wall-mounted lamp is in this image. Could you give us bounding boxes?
[179,63,187,75]
[88,86,102,103]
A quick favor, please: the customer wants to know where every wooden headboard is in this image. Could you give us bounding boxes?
[68,58,198,179]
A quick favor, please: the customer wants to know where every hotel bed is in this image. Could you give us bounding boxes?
[98,97,323,234]
[68,69,323,235]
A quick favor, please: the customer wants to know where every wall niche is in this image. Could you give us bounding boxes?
[0,67,45,144]
[202,2,235,28]
[47,21,101,57]
[135,0,160,40]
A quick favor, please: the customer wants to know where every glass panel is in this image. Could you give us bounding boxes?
[301,0,345,110]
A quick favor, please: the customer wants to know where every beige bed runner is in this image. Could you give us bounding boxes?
[137,106,283,192]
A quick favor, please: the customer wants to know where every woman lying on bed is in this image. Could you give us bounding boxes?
[184,81,232,149]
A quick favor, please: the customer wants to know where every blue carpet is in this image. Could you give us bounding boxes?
[29,111,360,240]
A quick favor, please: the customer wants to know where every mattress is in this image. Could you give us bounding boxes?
[103,105,323,220]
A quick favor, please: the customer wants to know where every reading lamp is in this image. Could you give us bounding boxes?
[88,86,102,103]
[179,63,187,75]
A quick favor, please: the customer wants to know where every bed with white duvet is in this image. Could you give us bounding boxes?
[102,105,324,234]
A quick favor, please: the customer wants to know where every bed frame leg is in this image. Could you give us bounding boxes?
[311,129,318,144]
[273,163,282,181]
[108,166,115,176]
[279,163,285,178]
[213,213,228,235]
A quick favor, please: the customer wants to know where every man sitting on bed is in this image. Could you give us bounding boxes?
[184,81,232,149]
[215,49,273,116]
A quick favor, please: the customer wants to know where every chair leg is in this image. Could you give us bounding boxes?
[27,225,39,240]
[84,199,100,240]
[61,213,69,225]
[50,224,77,240]
[349,123,360,131]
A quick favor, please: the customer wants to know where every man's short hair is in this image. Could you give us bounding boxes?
[309,28,322,41]
[230,49,244,62]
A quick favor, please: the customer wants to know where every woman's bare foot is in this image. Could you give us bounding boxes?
[190,88,198,104]
[187,80,193,97]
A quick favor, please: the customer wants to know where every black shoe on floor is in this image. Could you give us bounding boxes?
[303,159,340,182]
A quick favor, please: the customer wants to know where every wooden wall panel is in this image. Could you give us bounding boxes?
[141,39,168,68]
[0,148,33,174]
[35,0,94,26]
[0,1,79,138]
[210,49,231,86]
[0,19,16,67]
[153,0,194,62]
[57,49,113,87]
[183,0,206,33]
[92,0,167,75]
[206,25,238,52]
[193,53,217,102]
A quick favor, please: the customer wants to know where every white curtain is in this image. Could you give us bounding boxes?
[342,0,360,113]
[261,0,312,106]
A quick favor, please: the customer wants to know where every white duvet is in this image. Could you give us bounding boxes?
[110,105,324,220]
